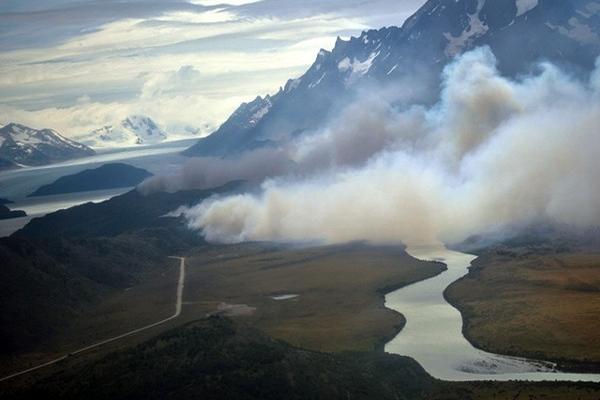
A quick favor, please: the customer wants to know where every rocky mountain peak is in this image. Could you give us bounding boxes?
[79,115,168,148]
[184,0,600,158]
[0,123,95,168]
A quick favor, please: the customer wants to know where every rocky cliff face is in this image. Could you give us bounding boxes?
[183,0,600,157]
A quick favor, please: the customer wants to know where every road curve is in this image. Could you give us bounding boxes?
[0,256,186,383]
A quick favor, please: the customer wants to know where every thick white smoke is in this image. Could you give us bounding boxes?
[178,47,600,246]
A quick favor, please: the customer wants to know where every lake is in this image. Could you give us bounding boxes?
[0,139,196,237]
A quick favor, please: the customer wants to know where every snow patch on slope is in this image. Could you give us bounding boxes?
[79,116,168,148]
[248,98,272,126]
[0,123,94,166]
[309,73,327,88]
[5,124,88,150]
[338,52,380,85]
[517,0,539,17]
[559,17,600,44]
[444,11,489,57]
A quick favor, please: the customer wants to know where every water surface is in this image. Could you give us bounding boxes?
[0,138,196,200]
[385,244,600,381]
[0,139,198,237]
[0,188,129,237]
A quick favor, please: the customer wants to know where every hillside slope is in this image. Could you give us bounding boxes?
[0,123,95,167]
[7,317,600,400]
[1,183,241,354]
[184,0,600,157]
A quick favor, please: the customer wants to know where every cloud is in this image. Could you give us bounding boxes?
[138,78,428,193]
[0,1,425,141]
[175,47,600,246]
[234,0,425,26]
[0,92,239,140]
[0,1,213,51]
[141,65,203,99]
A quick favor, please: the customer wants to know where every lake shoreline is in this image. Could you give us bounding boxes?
[384,245,600,382]
[444,252,600,375]
[374,259,448,352]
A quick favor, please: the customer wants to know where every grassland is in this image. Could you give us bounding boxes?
[0,241,444,384]
[181,242,445,352]
[445,248,600,371]
[0,255,181,377]
[4,240,600,399]
[0,186,229,374]
[55,242,446,356]
[49,257,181,351]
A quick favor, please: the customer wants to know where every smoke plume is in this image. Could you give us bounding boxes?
[137,148,295,194]
[173,47,600,246]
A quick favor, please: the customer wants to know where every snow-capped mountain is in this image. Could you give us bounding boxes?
[0,123,95,169]
[184,0,600,157]
[183,95,276,156]
[80,116,168,148]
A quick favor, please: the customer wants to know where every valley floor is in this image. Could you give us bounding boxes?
[0,242,444,385]
[3,240,600,399]
[445,248,600,372]
[180,242,445,352]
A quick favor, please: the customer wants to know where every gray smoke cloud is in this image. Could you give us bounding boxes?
[138,82,425,194]
[137,148,295,195]
[175,47,600,246]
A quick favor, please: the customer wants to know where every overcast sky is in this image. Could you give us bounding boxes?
[0,0,425,138]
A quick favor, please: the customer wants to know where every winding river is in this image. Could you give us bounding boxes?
[384,244,600,382]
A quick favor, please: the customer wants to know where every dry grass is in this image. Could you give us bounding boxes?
[182,242,444,352]
[446,250,600,366]
[1,243,442,381]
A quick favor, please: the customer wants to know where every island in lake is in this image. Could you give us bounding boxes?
[28,163,153,197]
[0,205,26,220]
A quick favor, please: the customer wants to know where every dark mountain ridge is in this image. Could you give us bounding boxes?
[184,0,600,157]
[7,317,600,399]
[1,182,243,354]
